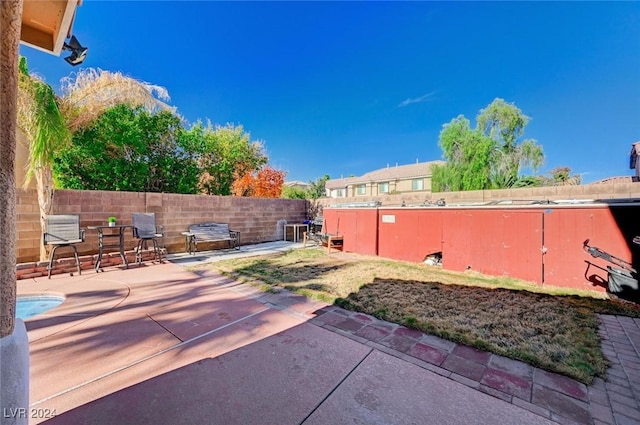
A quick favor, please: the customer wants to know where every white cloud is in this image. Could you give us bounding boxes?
[397,92,436,108]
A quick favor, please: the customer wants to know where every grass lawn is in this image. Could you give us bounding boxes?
[202,248,640,384]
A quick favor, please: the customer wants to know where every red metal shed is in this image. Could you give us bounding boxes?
[323,200,640,293]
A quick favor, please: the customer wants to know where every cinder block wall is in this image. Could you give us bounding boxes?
[17,189,308,263]
[16,189,42,262]
[320,182,640,207]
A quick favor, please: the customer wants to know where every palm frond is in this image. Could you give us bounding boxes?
[17,58,70,185]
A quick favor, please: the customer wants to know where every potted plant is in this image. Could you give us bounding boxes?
[108,216,117,227]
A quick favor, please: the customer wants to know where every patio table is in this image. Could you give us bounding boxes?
[87,224,132,271]
[283,223,309,243]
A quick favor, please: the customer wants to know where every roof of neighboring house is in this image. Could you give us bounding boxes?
[325,177,352,190]
[326,160,445,189]
[588,176,634,185]
[630,141,640,169]
[284,180,310,188]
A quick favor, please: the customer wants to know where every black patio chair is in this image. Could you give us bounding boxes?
[132,213,164,265]
[44,215,85,279]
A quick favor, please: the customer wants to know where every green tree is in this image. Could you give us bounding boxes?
[54,105,199,193]
[506,167,581,188]
[308,174,330,199]
[432,98,544,192]
[431,117,495,192]
[512,175,542,188]
[477,98,544,186]
[307,174,330,218]
[193,122,268,195]
[281,175,330,200]
[539,166,582,186]
[17,59,173,259]
[281,186,309,199]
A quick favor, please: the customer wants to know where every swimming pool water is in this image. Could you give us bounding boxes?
[16,295,65,320]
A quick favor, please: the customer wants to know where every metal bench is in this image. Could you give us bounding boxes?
[181,222,240,255]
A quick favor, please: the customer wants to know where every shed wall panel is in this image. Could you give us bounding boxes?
[430,210,544,283]
[543,207,640,291]
[355,209,379,256]
[417,210,444,261]
[376,209,443,262]
[325,204,640,293]
[378,210,419,261]
[323,209,378,255]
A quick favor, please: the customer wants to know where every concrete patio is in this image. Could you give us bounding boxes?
[16,242,640,424]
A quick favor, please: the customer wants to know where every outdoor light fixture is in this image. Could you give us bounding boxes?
[62,35,88,66]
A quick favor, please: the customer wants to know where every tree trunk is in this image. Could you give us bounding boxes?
[0,0,23,338]
[35,166,53,261]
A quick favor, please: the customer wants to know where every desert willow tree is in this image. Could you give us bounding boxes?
[17,59,174,260]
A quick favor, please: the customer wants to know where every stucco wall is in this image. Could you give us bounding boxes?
[16,188,308,263]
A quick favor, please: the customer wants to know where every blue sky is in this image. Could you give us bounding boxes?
[20,1,640,184]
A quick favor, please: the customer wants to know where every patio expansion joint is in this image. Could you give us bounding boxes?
[297,348,374,425]
[146,313,184,343]
[30,306,270,408]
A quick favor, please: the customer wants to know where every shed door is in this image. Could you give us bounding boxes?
[502,211,544,284]
[443,210,544,284]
